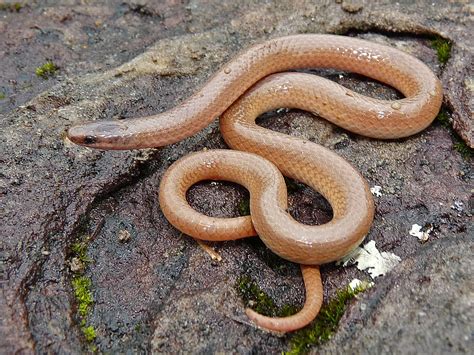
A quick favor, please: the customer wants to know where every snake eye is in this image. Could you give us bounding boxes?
[83,135,97,144]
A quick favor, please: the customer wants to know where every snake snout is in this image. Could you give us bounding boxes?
[67,121,126,148]
[67,125,93,145]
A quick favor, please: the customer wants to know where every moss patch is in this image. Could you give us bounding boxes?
[453,140,473,160]
[285,282,371,355]
[71,240,92,264]
[82,325,97,342]
[431,37,452,65]
[0,2,23,12]
[72,276,97,347]
[72,276,93,318]
[434,108,472,161]
[238,198,250,216]
[0,92,5,100]
[70,226,98,347]
[35,61,59,79]
[435,109,451,128]
[236,275,298,317]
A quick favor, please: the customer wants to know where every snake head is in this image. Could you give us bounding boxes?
[67,120,129,150]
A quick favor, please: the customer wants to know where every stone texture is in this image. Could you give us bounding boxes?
[318,235,474,355]
[0,1,472,353]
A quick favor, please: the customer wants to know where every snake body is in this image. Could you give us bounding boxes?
[68,34,443,333]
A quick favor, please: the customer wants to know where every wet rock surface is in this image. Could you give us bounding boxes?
[319,235,474,355]
[1,1,472,354]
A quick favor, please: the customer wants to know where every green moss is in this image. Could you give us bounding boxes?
[285,282,371,355]
[72,276,93,318]
[236,275,297,317]
[238,198,250,216]
[431,37,452,65]
[71,241,92,264]
[0,92,5,100]
[435,109,450,128]
[279,304,299,317]
[285,177,305,193]
[82,325,97,342]
[453,140,473,160]
[433,108,472,160]
[72,276,97,345]
[70,222,98,347]
[236,275,372,353]
[0,2,23,12]
[35,61,58,79]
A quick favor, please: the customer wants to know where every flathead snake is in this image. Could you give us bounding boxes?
[68,34,443,333]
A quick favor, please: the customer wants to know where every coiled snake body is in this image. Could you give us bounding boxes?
[68,34,442,332]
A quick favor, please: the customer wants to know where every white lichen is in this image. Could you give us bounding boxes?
[338,240,401,279]
[409,224,432,242]
[348,278,374,291]
[370,185,382,197]
[450,200,464,212]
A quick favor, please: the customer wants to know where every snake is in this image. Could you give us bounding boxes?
[67,34,443,333]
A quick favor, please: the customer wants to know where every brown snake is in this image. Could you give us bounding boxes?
[68,34,443,333]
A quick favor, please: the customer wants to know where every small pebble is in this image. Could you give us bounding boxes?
[118,229,131,243]
[70,257,84,272]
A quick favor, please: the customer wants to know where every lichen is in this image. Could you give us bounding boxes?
[285,282,370,355]
[35,61,59,79]
[338,240,401,279]
[236,275,297,317]
[431,37,452,65]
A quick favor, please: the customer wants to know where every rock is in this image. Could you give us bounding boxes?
[117,229,131,243]
[318,235,474,354]
[0,1,472,353]
[341,1,363,14]
[70,257,85,273]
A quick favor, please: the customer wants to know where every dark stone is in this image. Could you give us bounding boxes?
[319,235,474,354]
[0,1,471,353]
